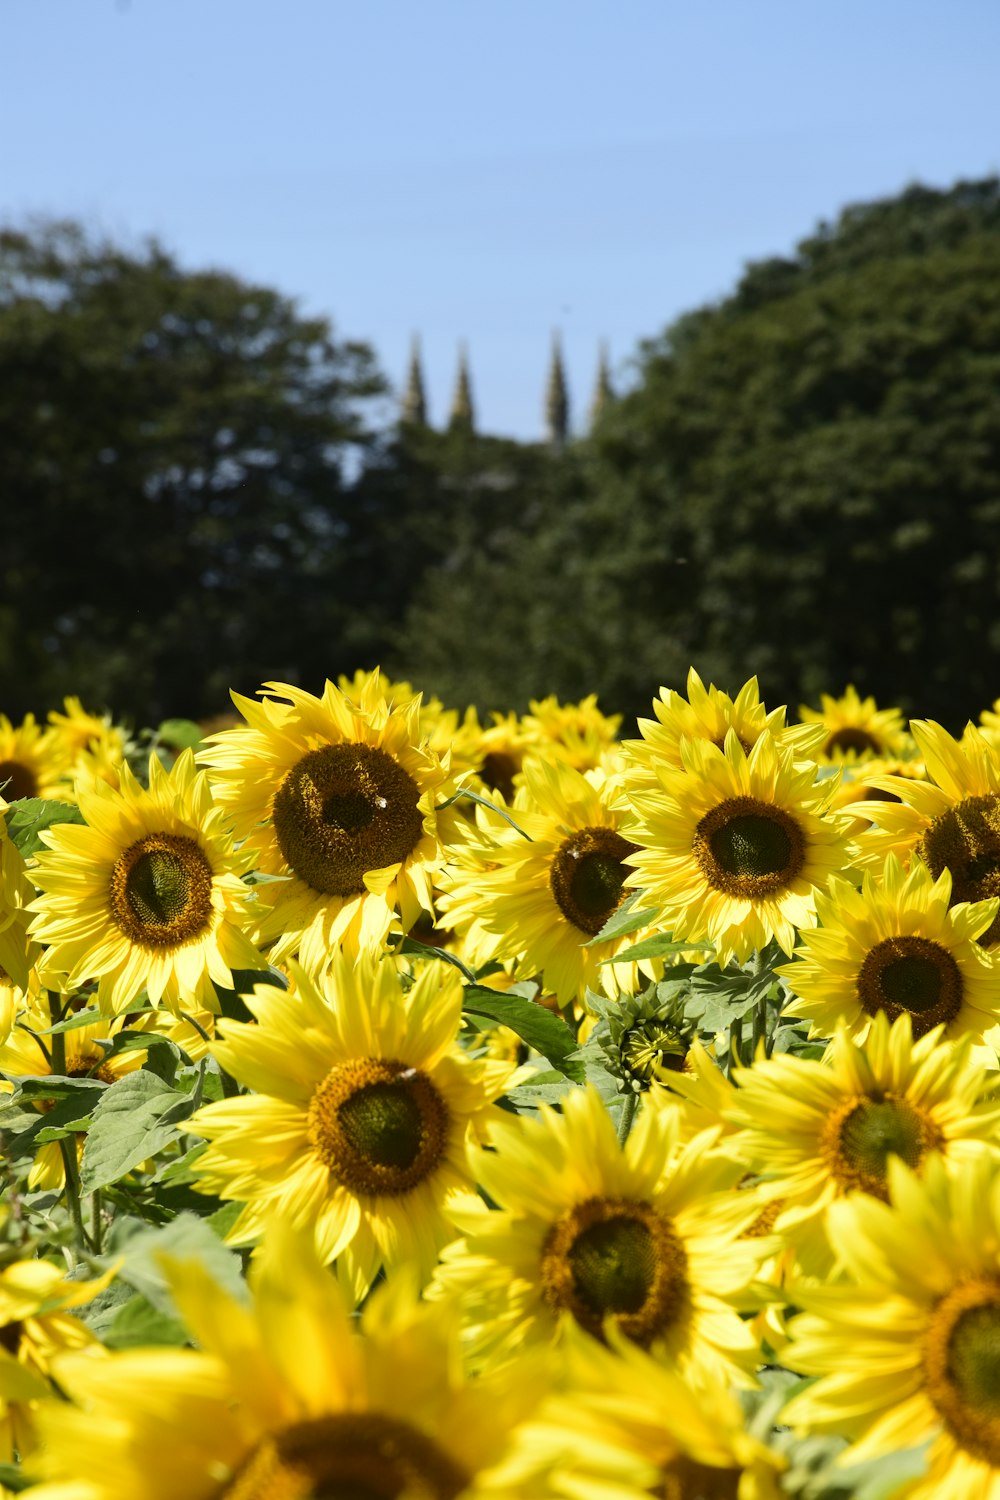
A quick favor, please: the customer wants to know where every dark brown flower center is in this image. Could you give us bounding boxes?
[661,1456,742,1500]
[0,759,38,801]
[221,1412,469,1500]
[855,935,963,1037]
[549,826,639,936]
[693,797,805,900]
[478,751,519,803]
[824,727,882,757]
[272,744,424,897]
[920,794,1000,944]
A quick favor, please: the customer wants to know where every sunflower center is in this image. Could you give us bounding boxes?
[820,1092,942,1201]
[661,1456,742,1500]
[221,1412,469,1500]
[855,935,963,1037]
[540,1197,689,1346]
[479,751,518,803]
[308,1058,449,1197]
[272,744,424,898]
[693,797,805,900]
[0,1321,22,1356]
[0,759,37,801]
[824,727,881,757]
[108,833,214,949]
[920,794,1000,943]
[549,827,639,936]
[924,1279,1000,1465]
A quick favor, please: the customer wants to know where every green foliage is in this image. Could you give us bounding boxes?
[3,798,84,857]
[0,221,386,721]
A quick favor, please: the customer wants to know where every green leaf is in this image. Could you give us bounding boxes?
[103,1292,189,1348]
[398,937,477,984]
[80,1071,196,1192]
[110,1212,248,1316]
[0,1086,105,1157]
[607,934,713,962]
[3,798,85,857]
[31,1006,102,1036]
[584,896,657,946]
[462,985,583,1081]
[0,1462,34,1492]
[155,718,203,750]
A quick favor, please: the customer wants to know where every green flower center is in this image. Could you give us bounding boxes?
[856,934,963,1037]
[820,1092,941,1200]
[623,1022,688,1086]
[273,743,424,898]
[920,793,1000,944]
[338,1082,424,1171]
[221,1413,469,1500]
[693,796,805,900]
[925,1279,1000,1466]
[549,826,639,936]
[109,833,214,949]
[541,1197,689,1346]
[308,1058,450,1198]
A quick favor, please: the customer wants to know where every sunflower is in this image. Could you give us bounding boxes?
[431,1085,766,1384]
[0,715,64,803]
[797,685,908,761]
[190,949,517,1302]
[27,1219,560,1500]
[451,708,540,803]
[623,732,855,965]
[0,803,37,999]
[27,750,264,1016]
[439,759,658,1006]
[0,1257,113,1463]
[520,694,622,773]
[781,1152,1000,1500]
[0,1001,149,1189]
[622,668,826,786]
[779,856,1000,1046]
[45,697,129,794]
[850,719,1000,946]
[721,1011,1000,1275]
[198,671,454,969]
[532,1320,786,1500]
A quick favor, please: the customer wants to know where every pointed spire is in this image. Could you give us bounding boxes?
[448,344,475,434]
[544,332,570,449]
[589,341,614,430]
[401,335,428,427]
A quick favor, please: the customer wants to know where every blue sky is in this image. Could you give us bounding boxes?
[3,0,998,438]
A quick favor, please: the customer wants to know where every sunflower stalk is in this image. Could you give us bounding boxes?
[47,992,92,1256]
[616,1090,637,1147]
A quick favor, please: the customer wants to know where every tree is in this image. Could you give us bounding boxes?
[0,222,387,723]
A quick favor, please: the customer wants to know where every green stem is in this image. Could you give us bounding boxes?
[617,1091,638,1147]
[219,1065,241,1099]
[47,992,89,1255]
[90,1189,103,1255]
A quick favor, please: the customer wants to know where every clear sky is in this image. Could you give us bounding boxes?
[2,0,998,439]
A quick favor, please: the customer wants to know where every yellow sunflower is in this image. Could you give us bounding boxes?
[623,732,856,964]
[623,668,826,784]
[0,1257,113,1463]
[797,685,908,761]
[451,708,540,804]
[439,759,658,1006]
[779,856,1000,1045]
[198,671,454,969]
[190,949,516,1302]
[533,1320,786,1500]
[0,715,64,803]
[431,1085,766,1384]
[722,1011,1000,1274]
[850,719,1000,946]
[27,750,264,1016]
[45,697,129,796]
[0,1000,149,1189]
[1,803,37,999]
[27,1219,558,1500]
[781,1152,1000,1500]
[520,694,622,773]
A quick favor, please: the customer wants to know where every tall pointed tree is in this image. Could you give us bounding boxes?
[544,332,570,449]
[448,344,475,434]
[400,334,428,427]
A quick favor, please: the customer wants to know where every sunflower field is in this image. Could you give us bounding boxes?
[3,669,1000,1500]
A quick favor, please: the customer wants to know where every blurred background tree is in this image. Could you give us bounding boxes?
[5,178,1000,730]
[0,222,387,721]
